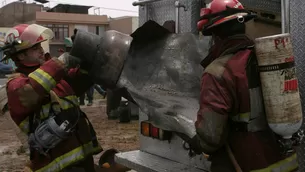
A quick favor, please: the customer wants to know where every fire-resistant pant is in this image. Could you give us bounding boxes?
[79,86,94,104]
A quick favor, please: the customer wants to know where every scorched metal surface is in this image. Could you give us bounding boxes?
[118,20,210,138]
[240,0,281,14]
[116,20,211,170]
[118,0,305,171]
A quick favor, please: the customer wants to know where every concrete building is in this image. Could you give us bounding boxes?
[0,1,138,56]
[108,16,139,35]
[0,1,42,26]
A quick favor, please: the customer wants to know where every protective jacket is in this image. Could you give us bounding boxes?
[195,34,298,172]
[6,57,102,172]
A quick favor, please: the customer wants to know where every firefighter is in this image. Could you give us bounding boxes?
[185,0,299,171]
[3,24,102,171]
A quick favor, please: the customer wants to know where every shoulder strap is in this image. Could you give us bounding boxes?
[245,49,261,89]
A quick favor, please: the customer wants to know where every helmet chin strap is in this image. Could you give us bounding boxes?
[19,53,45,67]
[14,56,41,72]
[19,57,42,67]
[22,62,41,67]
[14,62,40,76]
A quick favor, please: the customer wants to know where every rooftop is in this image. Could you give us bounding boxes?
[47,3,93,13]
[33,0,49,3]
[109,16,138,20]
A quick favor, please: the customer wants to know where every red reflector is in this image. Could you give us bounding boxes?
[150,125,159,138]
[140,121,172,141]
[141,122,150,137]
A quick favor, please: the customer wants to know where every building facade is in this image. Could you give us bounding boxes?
[108,16,139,35]
[0,1,138,56]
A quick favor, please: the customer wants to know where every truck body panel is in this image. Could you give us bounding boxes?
[115,18,211,171]
[115,0,305,171]
[138,0,203,33]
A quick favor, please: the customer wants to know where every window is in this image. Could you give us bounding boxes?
[96,26,99,35]
[42,24,69,41]
[96,26,105,36]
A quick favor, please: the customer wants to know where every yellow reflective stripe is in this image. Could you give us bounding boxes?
[41,104,60,120]
[231,112,250,122]
[52,104,61,113]
[28,68,56,92]
[40,104,50,119]
[18,96,77,133]
[58,95,79,109]
[39,95,79,120]
[251,153,298,172]
[79,69,88,74]
[18,117,29,133]
[36,142,102,172]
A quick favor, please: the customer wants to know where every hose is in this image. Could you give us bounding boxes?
[225,143,243,172]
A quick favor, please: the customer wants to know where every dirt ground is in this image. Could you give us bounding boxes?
[0,98,140,171]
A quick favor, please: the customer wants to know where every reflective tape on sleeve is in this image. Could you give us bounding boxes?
[29,68,56,92]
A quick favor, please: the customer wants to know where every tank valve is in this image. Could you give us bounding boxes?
[278,138,294,155]
[292,129,304,146]
[278,130,304,155]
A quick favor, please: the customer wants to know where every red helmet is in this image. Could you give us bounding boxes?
[1,24,54,61]
[197,0,255,35]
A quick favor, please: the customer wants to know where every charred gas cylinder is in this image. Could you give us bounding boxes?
[255,33,304,154]
[69,30,132,89]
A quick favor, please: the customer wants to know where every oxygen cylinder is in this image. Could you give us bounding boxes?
[254,33,303,139]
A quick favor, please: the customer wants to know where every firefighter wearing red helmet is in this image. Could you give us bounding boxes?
[186,0,299,171]
[3,24,102,171]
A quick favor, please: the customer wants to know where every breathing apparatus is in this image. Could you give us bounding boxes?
[28,97,81,156]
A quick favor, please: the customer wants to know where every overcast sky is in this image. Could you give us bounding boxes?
[1,0,139,17]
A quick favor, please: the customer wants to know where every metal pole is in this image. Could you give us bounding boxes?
[174,1,186,33]
[281,0,290,33]
[175,1,180,33]
[284,0,290,33]
[281,0,285,33]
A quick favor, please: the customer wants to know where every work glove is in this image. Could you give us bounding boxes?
[58,52,82,69]
[188,135,205,155]
[176,132,204,155]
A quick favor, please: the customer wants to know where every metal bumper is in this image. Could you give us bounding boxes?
[115,150,208,172]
